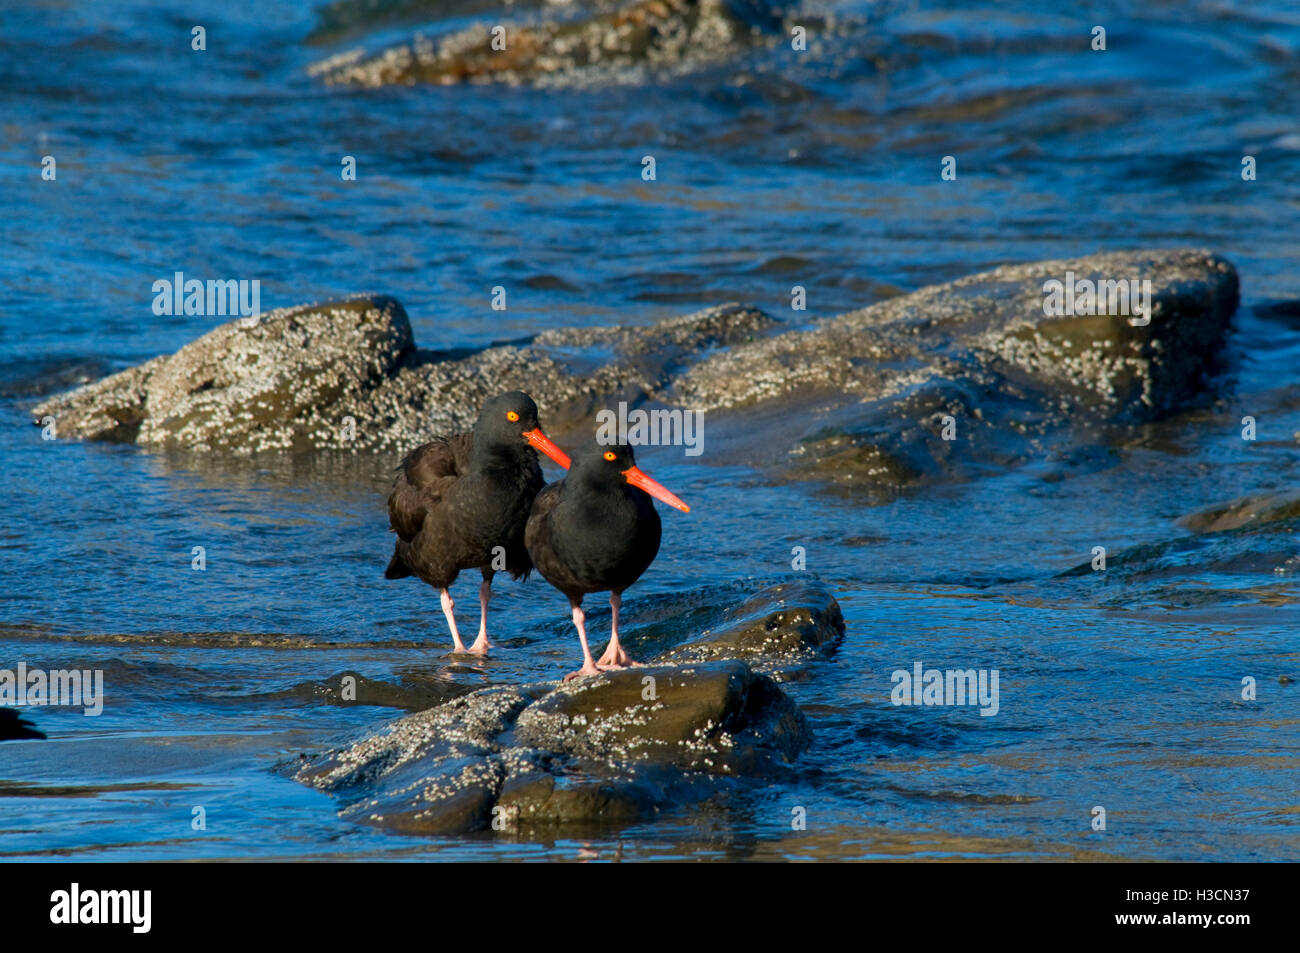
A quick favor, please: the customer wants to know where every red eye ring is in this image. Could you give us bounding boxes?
[506,411,520,422]
[604,451,617,461]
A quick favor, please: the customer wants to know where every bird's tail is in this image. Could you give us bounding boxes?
[384,547,413,580]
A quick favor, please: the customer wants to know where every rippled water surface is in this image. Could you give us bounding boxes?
[1,0,1299,860]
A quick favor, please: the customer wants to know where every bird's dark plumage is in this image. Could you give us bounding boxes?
[526,438,689,679]
[525,443,661,603]
[387,397,546,588]
[383,391,570,654]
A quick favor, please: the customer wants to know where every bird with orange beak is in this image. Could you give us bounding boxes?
[525,438,690,680]
[385,391,571,654]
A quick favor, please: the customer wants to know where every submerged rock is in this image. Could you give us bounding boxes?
[1054,487,1300,604]
[309,0,780,88]
[1177,490,1300,534]
[293,577,835,833]
[0,356,110,400]
[269,670,474,711]
[297,661,809,833]
[660,577,845,667]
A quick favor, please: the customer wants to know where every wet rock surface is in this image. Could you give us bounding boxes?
[31,296,415,451]
[297,661,809,833]
[308,0,781,88]
[1054,488,1300,606]
[268,670,475,711]
[34,250,1238,489]
[659,577,845,667]
[678,248,1239,488]
[294,578,834,833]
[1177,490,1300,534]
[33,299,770,454]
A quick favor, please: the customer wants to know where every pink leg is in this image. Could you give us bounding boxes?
[564,604,602,681]
[441,588,467,654]
[468,579,492,655]
[597,591,638,669]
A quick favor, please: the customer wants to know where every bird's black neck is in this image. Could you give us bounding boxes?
[470,437,534,476]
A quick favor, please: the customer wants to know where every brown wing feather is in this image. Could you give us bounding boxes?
[387,433,472,542]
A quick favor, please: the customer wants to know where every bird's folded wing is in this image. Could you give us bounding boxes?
[387,433,472,541]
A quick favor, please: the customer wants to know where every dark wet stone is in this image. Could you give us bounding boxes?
[272,670,475,711]
[494,770,656,827]
[1177,490,1300,534]
[660,578,845,666]
[0,356,111,399]
[516,661,808,766]
[1054,488,1300,604]
[295,660,810,833]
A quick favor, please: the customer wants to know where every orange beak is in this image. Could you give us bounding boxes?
[523,428,571,469]
[623,466,690,513]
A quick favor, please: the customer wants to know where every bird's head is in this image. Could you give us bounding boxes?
[474,391,570,469]
[573,439,690,513]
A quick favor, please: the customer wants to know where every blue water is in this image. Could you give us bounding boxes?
[1,0,1298,860]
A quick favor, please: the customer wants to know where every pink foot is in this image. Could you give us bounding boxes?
[563,661,603,681]
[597,643,637,668]
[467,635,491,655]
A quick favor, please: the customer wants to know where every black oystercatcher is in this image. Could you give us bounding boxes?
[385,392,571,654]
[525,439,690,680]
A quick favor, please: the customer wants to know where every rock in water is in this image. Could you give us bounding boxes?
[32,296,414,452]
[675,247,1238,487]
[662,578,846,666]
[33,300,771,453]
[308,0,780,88]
[678,249,1238,415]
[1177,490,1300,534]
[297,661,809,833]
[294,578,838,833]
[33,249,1238,488]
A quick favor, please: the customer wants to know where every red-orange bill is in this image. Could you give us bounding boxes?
[623,466,690,513]
[523,429,571,469]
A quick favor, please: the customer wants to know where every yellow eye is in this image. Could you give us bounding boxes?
[604,451,616,461]
[506,411,520,422]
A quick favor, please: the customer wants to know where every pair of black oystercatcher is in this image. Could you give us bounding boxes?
[384,391,689,679]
